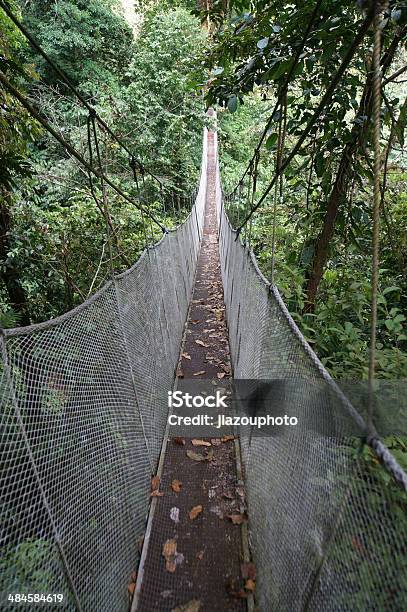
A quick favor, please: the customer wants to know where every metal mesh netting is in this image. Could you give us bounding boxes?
[214,131,407,611]
[0,131,208,611]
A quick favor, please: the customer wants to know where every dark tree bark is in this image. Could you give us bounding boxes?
[303,27,406,313]
[0,192,30,326]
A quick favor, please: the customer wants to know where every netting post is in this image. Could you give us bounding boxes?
[113,280,154,474]
[0,331,83,611]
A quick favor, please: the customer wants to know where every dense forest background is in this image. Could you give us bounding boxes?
[0,0,406,380]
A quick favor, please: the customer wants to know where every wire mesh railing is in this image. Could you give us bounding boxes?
[214,126,407,611]
[0,129,208,611]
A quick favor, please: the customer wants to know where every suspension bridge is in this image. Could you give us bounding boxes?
[1,2,407,611]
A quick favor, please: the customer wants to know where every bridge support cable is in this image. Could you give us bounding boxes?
[0,0,163,187]
[234,9,374,235]
[0,70,167,234]
[368,0,388,435]
[235,0,325,187]
[270,90,287,286]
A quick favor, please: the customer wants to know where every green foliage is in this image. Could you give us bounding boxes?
[0,1,206,325]
[19,0,134,89]
[200,0,407,379]
[124,7,206,190]
[0,539,61,595]
[0,2,41,188]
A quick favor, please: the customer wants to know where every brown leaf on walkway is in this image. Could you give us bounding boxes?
[162,538,177,573]
[176,366,184,378]
[150,490,164,498]
[171,479,182,493]
[221,435,235,442]
[191,439,211,447]
[186,450,207,462]
[245,579,256,592]
[182,352,191,360]
[191,320,201,325]
[227,513,248,525]
[186,448,214,462]
[151,476,160,492]
[193,370,206,376]
[196,550,204,560]
[128,582,136,596]
[130,571,137,583]
[217,372,225,379]
[173,437,186,446]
[171,600,201,612]
[211,438,222,446]
[189,505,203,520]
[195,339,208,347]
[241,562,256,580]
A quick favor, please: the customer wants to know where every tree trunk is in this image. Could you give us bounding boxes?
[304,27,406,313]
[0,192,30,326]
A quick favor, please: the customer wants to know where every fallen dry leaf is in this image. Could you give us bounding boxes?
[171,600,201,612]
[245,579,256,592]
[221,435,235,442]
[176,366,184,378]
[150,490,164,498]
[162,539,177,573]
[217,372,225,379]
[128,582,136,596]
[171,479,182,493]
[182,352,191,360]
[195,339,208,347]
[191,320,201,325]
[186,450,207,462]
[173,437,186,446]
[187,448,213,461]
[227,513,248,525]
[191,439,211,447]
[211,438,222,446]
[196,550,204,560]
[151,476,160,492]
[193,370,206,376]
[189,505,203,520]
[130,571,137,583]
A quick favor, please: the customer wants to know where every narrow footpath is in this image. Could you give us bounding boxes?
[134,131,247,611]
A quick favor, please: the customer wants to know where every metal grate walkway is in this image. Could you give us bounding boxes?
[133,131,246,612]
